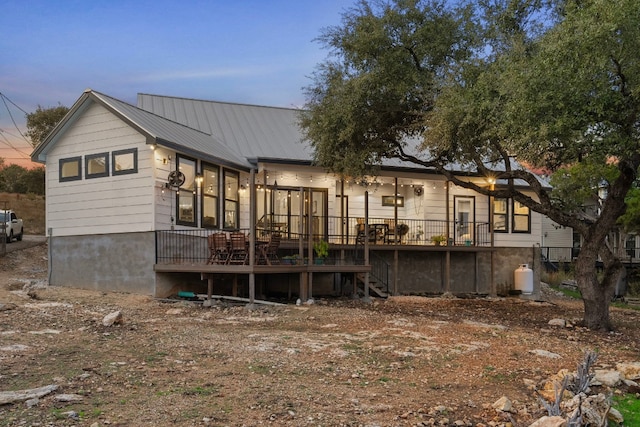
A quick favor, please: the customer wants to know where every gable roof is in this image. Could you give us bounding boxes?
[137,93,314,163]
[31,89,252,170]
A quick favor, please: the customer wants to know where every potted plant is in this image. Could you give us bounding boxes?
[430,234,447,246]
[313,239,329,264]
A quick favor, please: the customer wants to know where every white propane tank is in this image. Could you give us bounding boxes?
[514,264,534,295]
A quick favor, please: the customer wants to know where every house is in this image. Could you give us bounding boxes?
[31,89,546,301]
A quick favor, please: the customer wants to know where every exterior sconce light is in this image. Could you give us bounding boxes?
[195,173,204,186]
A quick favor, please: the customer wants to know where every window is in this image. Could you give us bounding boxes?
[381,195,404,207]
[512,200,531,233]
[493,198,508,232]
[201,163,219,228]
[223,170,239,229]
[112,148,138,175]
[176,155,196,226]
[59,157,82,182]
[85,152,109,179]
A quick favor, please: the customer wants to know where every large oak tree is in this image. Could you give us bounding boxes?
[300,0,640,330]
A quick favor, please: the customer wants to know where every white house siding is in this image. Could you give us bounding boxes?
[46,103,154,237]
[541,218,573,262]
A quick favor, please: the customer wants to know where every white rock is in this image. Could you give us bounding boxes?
[593,369,622,387]
[616,362,640,380]
[548,318,566,327]
[102,310,123,326]
[608,407,624,424]
[492,395,512,412]
[0,385,59,405]
[530,349,562,359]
[528,416,567,427]
[54,393,84,402]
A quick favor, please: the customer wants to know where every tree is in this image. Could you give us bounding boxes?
[301,0,640,330]
[26,104,69,147]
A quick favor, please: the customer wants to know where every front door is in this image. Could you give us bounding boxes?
[454,196,475,245]
[265,187,327,240]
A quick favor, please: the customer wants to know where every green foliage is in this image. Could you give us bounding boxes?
[613,394,640,425]
[300,0,477,178]
[549,162,618,214]
[313,239,329,258]
[26,104,69,147]
[0,163,45,195]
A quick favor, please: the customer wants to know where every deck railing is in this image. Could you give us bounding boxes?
[155,217,493,264]
[257,214,492,247]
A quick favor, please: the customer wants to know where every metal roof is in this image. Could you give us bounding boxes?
[137,93,314,163]
[32,90,252,170]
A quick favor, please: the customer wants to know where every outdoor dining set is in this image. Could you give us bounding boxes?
[206,231,281,265]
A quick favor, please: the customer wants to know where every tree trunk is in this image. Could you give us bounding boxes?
[574,242,618,331]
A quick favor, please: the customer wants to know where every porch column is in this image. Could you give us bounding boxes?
[307,189,314,301]
[248,168,256,308]
[363,191,371,303]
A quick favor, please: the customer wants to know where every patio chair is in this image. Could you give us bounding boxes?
[207,233,229,264]
[228,232,248,264]
[262,232,281,265]
[384,219,396,243]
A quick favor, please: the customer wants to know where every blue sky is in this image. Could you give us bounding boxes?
[0,0,355,166]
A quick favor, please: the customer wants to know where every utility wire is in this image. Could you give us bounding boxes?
[0,129,31,158]
[0,92,31,144]
[0,92,28,114]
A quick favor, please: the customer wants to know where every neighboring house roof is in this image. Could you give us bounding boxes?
[137,93,314,164]
[31,89,252,170]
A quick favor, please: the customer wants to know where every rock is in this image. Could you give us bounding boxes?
[616,362,640,380]
[25,398,39,408]
[0,302,17,311]
[528,416,566,427]
[548,318,566,327]
[608,407,624,424]
[54,393,84,402]
[0,384,59,405]
[492,396,512,412]
[593,369,622,387]
[530,349,562,359]
[166,308,183,315]
[102,310,123,326]
[0,344,29,352]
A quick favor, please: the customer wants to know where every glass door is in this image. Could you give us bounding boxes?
[454,196,475,245]
[261,187,327,240]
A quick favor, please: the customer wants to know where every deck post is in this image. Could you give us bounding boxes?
[247,168,257,308]
[363,191,371,303]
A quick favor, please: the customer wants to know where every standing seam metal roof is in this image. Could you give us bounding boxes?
[137,93,314,162]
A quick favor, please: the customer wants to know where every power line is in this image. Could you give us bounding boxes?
[0,92,31,144]
[0,92,28,114]
[0,130,31,158]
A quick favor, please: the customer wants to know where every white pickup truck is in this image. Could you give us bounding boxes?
[1,210,24,243]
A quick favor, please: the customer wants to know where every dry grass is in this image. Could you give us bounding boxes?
[0,192,45,235]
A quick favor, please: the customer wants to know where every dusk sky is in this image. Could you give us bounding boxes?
[0,0,355,167]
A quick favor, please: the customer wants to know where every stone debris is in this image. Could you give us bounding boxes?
[616,361,640,380]
[528,415,566,427]
[0,385,59,405]
[0,302,17,311]
[547,318,568,327]
[529,349,562,359]
[492,396,512,413]
[102,310,123,326]
[54,393,85,402]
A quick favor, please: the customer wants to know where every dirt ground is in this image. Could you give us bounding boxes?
[1,243,639,426]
